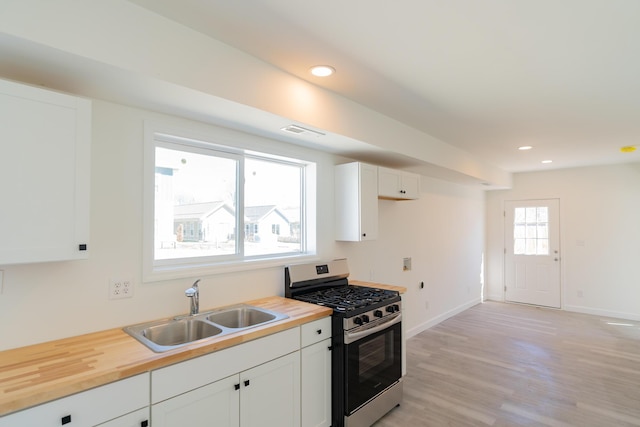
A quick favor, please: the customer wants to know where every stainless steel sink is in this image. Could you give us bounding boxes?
[124,317,223,352]
[124,304,288,352]
[206,305,287,329]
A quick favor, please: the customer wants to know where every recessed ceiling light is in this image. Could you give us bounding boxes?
[518,146,533,151]
[541,160,553,164]
[310,65,335,77]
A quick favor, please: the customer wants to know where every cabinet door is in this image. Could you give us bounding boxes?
[400,172,420,199]
[95,408,149,427]
[240,352,300,427]
[377,167,403,199]
[335,162,378,241]
[301,339,332,427]
[0,78,90,265]
[152,374,240,427]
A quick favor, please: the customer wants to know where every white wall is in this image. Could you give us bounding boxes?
[485,163,640,320]
[338,177,485,338]
[0,99,486,351]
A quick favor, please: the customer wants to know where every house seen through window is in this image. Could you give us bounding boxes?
[150,132,313,274]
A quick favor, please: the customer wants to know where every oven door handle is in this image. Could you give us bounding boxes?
[344,312,402,344]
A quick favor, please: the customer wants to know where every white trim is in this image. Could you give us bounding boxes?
[406,298,482,339]
[142,120,318,282]
[564,304,640,322]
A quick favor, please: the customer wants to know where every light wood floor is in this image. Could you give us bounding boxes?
[372,301,640,427]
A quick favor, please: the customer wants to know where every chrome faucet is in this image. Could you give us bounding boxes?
[185,279,200,316]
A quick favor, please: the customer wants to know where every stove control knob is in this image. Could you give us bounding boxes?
[354,317,363,326]
[374,310,383,318]
[361,314,370,323]
[393,304,400,312]
[386,305,396,313]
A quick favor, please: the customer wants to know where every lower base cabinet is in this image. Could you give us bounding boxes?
[0,318,332,427]
[301,338,332,427]
[152,352,300,427]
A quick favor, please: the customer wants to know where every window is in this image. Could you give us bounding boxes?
[513,206,549,255]
[144,129,316,280]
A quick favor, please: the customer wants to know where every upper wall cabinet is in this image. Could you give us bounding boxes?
[335,162,378,241]
[377,167,420,200]
[0,79,91,265]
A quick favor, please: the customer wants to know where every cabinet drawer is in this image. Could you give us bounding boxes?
[301,317,332,347]
[0,373,149,427]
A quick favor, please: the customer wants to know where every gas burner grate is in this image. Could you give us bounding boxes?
[294,285,398,312]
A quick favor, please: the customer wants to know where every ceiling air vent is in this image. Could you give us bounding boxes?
[281,124,325,137]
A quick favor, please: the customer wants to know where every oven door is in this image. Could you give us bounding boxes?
[343,312,402,414]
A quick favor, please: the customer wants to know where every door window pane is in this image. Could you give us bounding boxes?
[513,206,550,256]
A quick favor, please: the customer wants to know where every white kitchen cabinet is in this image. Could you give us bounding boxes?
[152,352,299,427]
[151,374,239,427]
[335,162,378,241]
[300,318,332,427]
[0,373,149,427]
[240,351,300,427]
[0,78,91,265]
[378,166,420,200]
[151,328,301,427]
[96,408,150,427]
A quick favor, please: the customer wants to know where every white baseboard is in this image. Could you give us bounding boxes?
[406,298,481,339]
[564,304,640,321]
[484,293,503,302]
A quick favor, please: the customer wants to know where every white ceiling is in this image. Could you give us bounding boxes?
[129,0,640,173]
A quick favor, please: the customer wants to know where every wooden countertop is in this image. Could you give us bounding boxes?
[0,296,331,417]
[350,280,407,294]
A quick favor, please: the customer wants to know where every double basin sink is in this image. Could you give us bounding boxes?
[124,305,288,353]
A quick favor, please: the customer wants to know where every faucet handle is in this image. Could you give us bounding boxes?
[185,288,197,297]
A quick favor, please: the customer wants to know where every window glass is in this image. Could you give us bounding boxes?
[147,132,314,278]
[244,157,302,257]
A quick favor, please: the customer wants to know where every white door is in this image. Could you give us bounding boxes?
[504,199,561,308]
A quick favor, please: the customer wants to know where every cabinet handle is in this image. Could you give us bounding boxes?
[316,329,322,334]
[362,233,366,237]
[141,421,149,427]
[328,345,333,351]
[234,383,240,390]
[244,379,250,387]
[61,415,72,425]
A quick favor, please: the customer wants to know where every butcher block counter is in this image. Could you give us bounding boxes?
[351,280,407,294]
[0,296,331,416]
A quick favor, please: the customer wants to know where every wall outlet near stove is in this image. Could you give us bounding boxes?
[109,278,134,300]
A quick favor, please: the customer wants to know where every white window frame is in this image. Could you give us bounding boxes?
[142,122,317,282]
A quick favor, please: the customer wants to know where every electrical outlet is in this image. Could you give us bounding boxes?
[403,257,412,271]
[109,278,134,300]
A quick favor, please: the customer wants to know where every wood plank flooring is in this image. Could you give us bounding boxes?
[372,301,640,427]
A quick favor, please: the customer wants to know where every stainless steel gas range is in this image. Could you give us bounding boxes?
[285,259,403,427]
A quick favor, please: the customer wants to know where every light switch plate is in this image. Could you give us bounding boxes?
[403,257,412,271]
